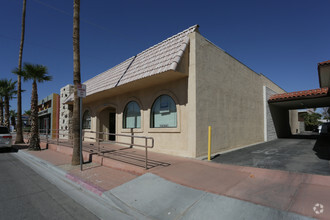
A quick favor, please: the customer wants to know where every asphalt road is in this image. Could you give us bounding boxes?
[212,136,330,176]
[0,147,99,220]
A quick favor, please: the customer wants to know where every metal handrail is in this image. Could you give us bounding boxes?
[83,130,154,169]
[84,130,154,148]
[39,128,72,143]
[37,128,154,169]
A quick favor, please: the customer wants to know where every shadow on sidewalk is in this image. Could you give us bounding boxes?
[85,144,171,169]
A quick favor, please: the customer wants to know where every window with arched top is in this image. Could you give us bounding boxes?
[83,110,91,129]
[123,101,141,128]
[151,95,177,128]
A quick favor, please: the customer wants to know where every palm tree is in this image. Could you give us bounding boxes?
[0,97,3,126]
[10,110,17,130]
[21,63,52,150]
[15,0,27,144]
[0,79,17,129]
[72,0,81,165]
[0,84,4,126]
[24,109,32,128]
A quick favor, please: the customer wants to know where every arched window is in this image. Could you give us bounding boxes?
[123,101,141,128]
[151,95,177,128]
[83,110,91,129]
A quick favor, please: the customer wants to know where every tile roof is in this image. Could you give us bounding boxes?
[268,87,329,102]
[64,25,199,103]
[318,60,330,66]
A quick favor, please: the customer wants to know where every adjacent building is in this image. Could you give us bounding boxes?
[38,93,60,138]
[59,85,74,139]
[63,25,299,158]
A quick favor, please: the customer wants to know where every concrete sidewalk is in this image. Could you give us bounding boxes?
[14,142,330,219]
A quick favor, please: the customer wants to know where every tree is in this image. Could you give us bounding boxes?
[10,110,17,130]
[0,79,17,129]
[21,63,52,150]
[304,112,322,131]
[72,0,81,165]
[23,109,32,131]
[0,91,3,126]
[321,107,330,122]
[15,0,27,144]
[24,109,31,117]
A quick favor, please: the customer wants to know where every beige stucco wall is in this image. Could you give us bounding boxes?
[80,31,299,159]
[192,32,298,157]
[82,76,196,157]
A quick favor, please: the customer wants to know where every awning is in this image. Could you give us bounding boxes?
[268,87,330,109]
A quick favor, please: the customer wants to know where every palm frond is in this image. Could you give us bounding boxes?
[12,68,26,77]
[0,79,17,98]
[23,63,52,83]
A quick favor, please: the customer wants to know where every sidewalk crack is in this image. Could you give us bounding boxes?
[286,174,307,212]
[175,192,208,220]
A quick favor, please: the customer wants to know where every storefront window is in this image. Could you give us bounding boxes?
[151,95,177,128]
[123,101,141,128]
[83,110,91,129]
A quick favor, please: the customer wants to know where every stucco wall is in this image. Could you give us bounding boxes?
[193,32,265,157]
[192,32,299,157]
[82,76,195,157]
[289,109,299,134]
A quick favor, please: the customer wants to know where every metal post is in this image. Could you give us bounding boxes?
[80,97,83,171]
[46,129,49,149]
[145,138,148,169]
[208,126,211,161]
[130,128,134,148]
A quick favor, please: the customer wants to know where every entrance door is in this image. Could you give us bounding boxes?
[109,112,116,141]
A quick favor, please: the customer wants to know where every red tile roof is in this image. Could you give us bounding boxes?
[318,60,330,66]
[268,87,329,102]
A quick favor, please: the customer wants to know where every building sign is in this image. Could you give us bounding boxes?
[77,84,86,98]
[38,100,52,113]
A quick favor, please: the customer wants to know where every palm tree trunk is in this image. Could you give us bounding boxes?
[72,0,81,165]
[11,116,16,130]
[15,0,27,144]
[0,97,3,126]
[29,80,40,150]
[4,96,10,129]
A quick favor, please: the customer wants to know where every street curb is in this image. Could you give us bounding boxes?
[14,150,151,220]
[65,173,104,196]
[13,150,315,220]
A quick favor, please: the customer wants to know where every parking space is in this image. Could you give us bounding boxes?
[212,135,330,176]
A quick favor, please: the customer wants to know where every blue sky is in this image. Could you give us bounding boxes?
[1,0,329,112]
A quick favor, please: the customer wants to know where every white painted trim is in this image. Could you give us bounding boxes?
[263,86,267,142]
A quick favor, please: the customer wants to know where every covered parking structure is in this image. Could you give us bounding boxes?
[268,87,330,137]
[212,61,330,175]
[268,60,330,138]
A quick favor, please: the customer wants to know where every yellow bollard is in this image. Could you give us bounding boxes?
[208,126,211,161]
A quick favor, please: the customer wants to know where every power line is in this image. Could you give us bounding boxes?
[0,34,62,51]
[32,0,113,33]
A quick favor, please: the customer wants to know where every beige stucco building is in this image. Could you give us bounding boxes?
[64,25,299,158]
